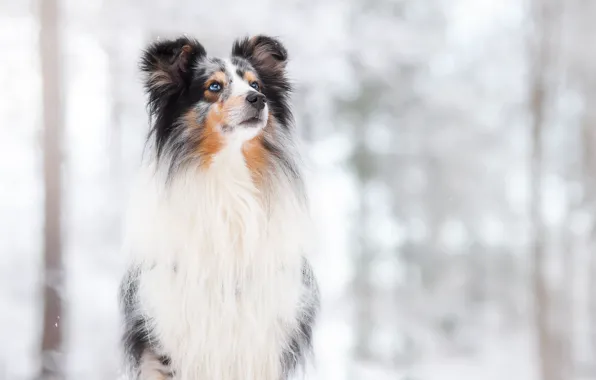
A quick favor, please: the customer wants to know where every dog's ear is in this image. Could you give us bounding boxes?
[232,36,292,127]
[232,35,288,74]
[140,37,206,113]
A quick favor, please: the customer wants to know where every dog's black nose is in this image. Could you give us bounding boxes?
[246,92,266,111]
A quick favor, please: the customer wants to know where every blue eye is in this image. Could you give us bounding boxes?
[208,82,222,92]
[250,81,260,91]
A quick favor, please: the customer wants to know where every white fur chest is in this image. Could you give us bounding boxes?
[123,147,308,380]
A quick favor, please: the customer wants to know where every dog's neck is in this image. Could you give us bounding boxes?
[125,142,308,267]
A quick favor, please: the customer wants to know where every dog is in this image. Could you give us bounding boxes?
[118,35,319,380]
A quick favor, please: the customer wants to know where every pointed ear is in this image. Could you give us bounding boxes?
[231,35,288,73]
[140,37,206,113]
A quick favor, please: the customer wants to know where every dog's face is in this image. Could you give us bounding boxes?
[199,58,267,130]
[141,36,292,172]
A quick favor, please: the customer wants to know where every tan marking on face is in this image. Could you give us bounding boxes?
[243,71,259,86]
[264,111,274,131]
[185,108,224,169]
[242,133,268,185]
[203,71,228,102]
[242,110,274,184]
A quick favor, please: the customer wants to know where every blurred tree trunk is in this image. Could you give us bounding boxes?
[561,200,576,379]
[107,46,123,178]
[104,37,125,242]
[353,135,374,362]
[39,0,64,378]
[581,87,596,369]
[528,1,563,380]
[565,0,596,373]
[101,1,124,179]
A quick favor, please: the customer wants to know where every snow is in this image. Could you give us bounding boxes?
[1,0,591,378]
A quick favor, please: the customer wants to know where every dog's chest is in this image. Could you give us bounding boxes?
[138,255,301,380]
[129,157,305,379]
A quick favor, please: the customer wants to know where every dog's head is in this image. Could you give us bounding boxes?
[141,35,292,175]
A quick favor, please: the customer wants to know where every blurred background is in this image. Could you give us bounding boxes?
[1,0,596,379]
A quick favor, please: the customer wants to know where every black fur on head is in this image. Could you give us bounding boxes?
[140,37,207,158]
[139,35,296,179]
[232,35,293,128]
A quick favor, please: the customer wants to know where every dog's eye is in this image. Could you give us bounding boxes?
[208,83,222,92]
[250,81,260,91]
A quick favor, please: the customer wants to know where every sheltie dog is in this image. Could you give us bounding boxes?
[119,35,319,380]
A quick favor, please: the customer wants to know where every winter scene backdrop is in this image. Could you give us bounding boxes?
[1,0,596,379]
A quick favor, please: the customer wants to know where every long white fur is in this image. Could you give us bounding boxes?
[122,66,311,379]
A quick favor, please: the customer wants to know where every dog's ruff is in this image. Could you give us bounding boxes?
[119,35,319,380]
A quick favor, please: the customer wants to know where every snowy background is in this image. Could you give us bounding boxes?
[2,0,596,379]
